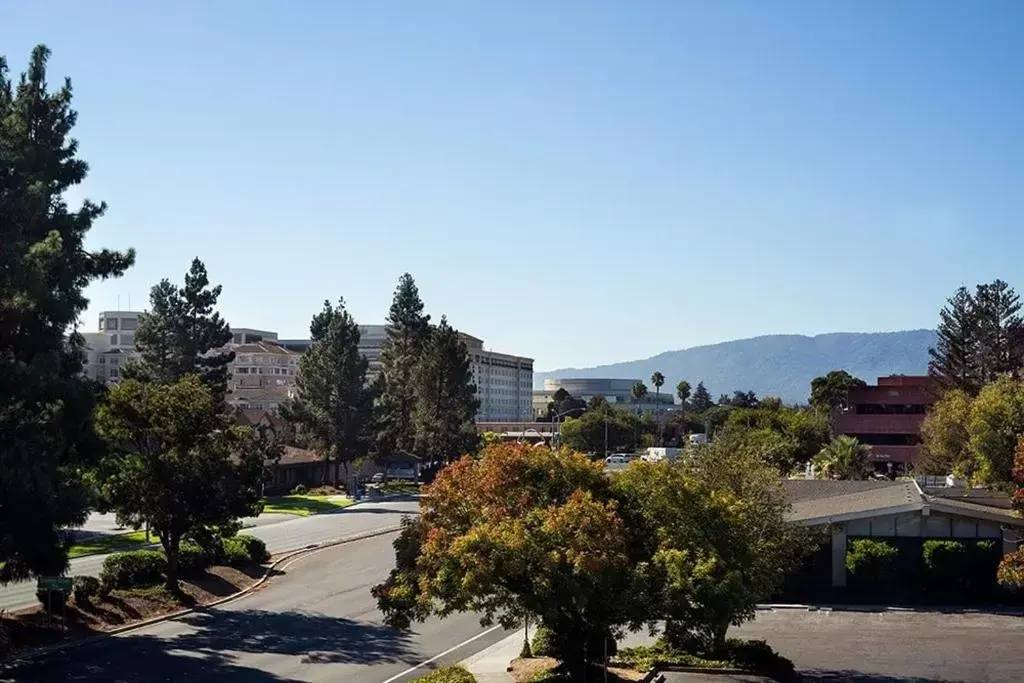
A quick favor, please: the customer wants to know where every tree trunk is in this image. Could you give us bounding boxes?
[323,454,332,486]
[710,621,730,657]
[161,533,181,592]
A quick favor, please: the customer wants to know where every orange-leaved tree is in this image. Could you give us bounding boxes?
[372,443,650,679]
[997,437,1024,590]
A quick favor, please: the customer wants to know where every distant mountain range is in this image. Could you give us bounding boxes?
[535,330,937,405]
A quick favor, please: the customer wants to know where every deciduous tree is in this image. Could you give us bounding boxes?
[95,376,269,589]
[412,317,480,463]
[965,376,1024,485]
[0,46,135,582]
[372,444,647,678]
[809,370,866,422]
[125,258,233,402]
[377,274,431,456]
[280,298,375,484]
[918,389,972,475]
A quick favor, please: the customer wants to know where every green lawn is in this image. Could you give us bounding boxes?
[261,495,354,517]
[68,529,153,558]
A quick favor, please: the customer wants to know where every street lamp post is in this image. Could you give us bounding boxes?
[550,408,582,449]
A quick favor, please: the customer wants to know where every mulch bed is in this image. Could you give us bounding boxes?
[509,657,645,682]
[1,564,264,657]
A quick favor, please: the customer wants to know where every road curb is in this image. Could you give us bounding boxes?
[1,524,404,667]
[756,603,1024,615]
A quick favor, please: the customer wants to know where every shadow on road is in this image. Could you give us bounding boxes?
[168,609,416,665]
[1,609,416,682]
[802,670,965,682]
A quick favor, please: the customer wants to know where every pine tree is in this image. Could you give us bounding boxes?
[412,317,480,464]
[690,381,714,412]
[125,258,234,402]
[973,279,1024,384]
[377,274,431,456]
[929,286,978,394]
[0,46,135,581]
[280,298,375,484]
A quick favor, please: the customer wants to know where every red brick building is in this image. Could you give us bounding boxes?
[832,375,934,471]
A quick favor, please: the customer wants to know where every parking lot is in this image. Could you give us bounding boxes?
[733,608,1024,682]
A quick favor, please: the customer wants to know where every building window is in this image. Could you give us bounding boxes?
[236,367,249,374]
[109,367,119,379]
[120,318,138,331]
[855,404,927,415]
[120,332,134,346]
[105,318,118,330]
[110,334,118,346]
[845,433,921,446]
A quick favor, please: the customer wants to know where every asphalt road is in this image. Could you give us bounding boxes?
[0,497,421,613]
[0,528,507,683]
[734,608,1024,682]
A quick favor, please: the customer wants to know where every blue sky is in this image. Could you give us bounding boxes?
[4,1,1023,370]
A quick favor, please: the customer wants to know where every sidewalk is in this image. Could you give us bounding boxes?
[461,628,524,682]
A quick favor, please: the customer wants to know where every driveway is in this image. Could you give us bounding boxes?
[733,608,1024,682]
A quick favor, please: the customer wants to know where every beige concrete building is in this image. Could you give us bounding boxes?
[227,340,301,411]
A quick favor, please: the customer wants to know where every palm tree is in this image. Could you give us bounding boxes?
[650,371,665,406]
[631,380,648,415]
[813,435,873,480]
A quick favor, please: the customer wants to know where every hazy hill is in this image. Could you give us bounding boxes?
[535,330,937,405]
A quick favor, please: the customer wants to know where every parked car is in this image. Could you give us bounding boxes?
[371,472,385,484]
[605,454,628,465]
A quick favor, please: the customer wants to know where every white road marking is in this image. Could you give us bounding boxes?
[378,624,504,683]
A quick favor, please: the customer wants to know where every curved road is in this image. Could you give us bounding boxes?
[1,524,508,682]
[0,497,420,613]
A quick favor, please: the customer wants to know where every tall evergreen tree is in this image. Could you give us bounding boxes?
[280,298,375,484]
[0,46,135,581]
[377,274,431,456]
[690,381,715,412]
[929,281,1024,395]
[125,258,233,401]
[412,317,480,463]
[973,279,1024,384]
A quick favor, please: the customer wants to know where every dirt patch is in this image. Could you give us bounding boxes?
[509,657,644,683]
[1,563,264,657]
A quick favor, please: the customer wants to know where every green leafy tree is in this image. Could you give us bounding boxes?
[809,370,866,427]
[377,273,431,456]
[690,382,715,412]
[95,376,269,589]
[125,258,233,402]
[372,443,647,678]
[813,436,873,480]
[723,406,829,473]
[965,376,1024,485]
[280,298,375,484]
[614,443,805,654]
[918,389,972,475]
[997,439,1024,590]
[0,46,135,582]
[676,380,691,408]
[560,409,647,454]
[412,317,480,463]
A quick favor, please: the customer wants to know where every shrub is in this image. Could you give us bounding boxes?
[100,550,168,591]
[291,484,308,495]
[233,535,270,564]
[36,587,69,614]
[412,665,476,682]
[178,542,210,575]
[615,643,727,672]
[531,624,554,657]
[845,538,899,582]
[221,537,253,567]
[723,638,796,681]
[923,539,1000,601]
[998,550,1024,590]
[72,576,101,607]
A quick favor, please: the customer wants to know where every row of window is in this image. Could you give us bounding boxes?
[235,366,293,375]
[103,317,138,331]
[845,433,922,446]
[854,403,928,415]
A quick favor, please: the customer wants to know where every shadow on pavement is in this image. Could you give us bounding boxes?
[1,609,416,682]
[802,670,964,682]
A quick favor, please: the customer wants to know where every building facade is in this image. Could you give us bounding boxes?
[534,377,676,417]
[832,375,934,469]
[227,340,301,411]
[97,310,140,352]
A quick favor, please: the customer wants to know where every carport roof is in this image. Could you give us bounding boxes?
[784,479,1024,527]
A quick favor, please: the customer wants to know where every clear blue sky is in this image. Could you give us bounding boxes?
[4,1,1024,370]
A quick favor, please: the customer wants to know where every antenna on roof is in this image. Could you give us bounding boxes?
[117,295,121,311]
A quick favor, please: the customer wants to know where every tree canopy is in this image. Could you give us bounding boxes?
[280,298,375,484]
[0,45,135,582]
[376,273,431,456]
[95,376,270,588]
[809,370,866,414]
[412,317,480,463]
[125,258,233,402]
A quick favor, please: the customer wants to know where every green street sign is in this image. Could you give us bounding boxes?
[37,576,72,592]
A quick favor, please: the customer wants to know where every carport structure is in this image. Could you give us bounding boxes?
[783,480,1024,589]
